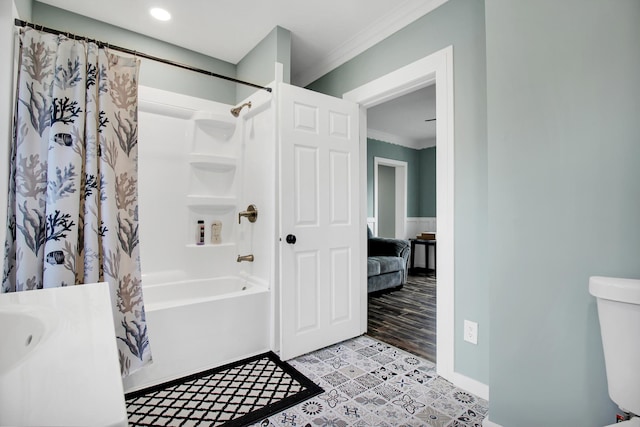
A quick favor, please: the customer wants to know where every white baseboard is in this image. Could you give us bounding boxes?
[450,371,489,401]
[483,416,502,427]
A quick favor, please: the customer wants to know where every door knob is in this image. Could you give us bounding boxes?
[286,234,297,244]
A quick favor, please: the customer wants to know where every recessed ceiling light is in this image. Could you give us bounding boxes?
[150,8,171,21]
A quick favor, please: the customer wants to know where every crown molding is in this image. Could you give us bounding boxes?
[294,0,450,87]
[368,129,418,149]
[367,129,435,150]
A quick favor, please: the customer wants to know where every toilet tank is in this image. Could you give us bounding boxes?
[589,276,640,415]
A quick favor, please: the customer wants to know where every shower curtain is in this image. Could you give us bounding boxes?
[2,28,151,376]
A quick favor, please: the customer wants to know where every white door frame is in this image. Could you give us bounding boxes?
[373,157,407,239]
[344,46,455,382]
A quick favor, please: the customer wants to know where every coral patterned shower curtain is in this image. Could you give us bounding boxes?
[2,28,151,376]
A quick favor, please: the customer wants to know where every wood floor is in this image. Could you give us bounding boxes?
[367,272,436,363]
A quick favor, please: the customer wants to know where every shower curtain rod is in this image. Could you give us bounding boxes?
[14,18,272,93]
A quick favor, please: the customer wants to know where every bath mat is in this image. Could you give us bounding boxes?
[125,352,322,427]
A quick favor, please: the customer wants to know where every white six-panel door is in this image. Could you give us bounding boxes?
[278,83,361,360]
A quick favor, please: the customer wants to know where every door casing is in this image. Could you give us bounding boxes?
[344,46,456,384]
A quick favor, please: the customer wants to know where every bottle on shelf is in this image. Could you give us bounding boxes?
[196,220,205,245]
[211,220,222,244]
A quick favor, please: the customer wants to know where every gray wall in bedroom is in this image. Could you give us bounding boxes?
[309,0,489,384]
[486,0,640,425]
[32,1,237,104]
[419,146,436,218]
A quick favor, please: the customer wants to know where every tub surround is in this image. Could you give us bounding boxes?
[0,283,127,427]
[137,86,274,282]
[130,86,276,394]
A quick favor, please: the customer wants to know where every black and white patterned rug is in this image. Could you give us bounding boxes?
[126,352,323,427]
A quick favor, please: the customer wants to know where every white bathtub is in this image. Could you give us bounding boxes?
[123,275,271,393]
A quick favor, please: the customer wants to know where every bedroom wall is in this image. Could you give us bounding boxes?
[486,0,640,425]
[310,0,489,384]
[419,147,436,217]
[367,138,435,220]
[367,138,421,218]
[31,1,237,104]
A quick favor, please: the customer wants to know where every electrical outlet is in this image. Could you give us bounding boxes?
[464,320,478,345]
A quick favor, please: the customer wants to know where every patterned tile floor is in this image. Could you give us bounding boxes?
[251,335,488,427]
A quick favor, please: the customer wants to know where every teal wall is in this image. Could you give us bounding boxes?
[367,139,435,219]
[236,25,291,102]
[32,2,237,104]
[486,0,640,425]
[311,0,489,384]
[419,147,436,217]
[32,2,292,105]
[367,138,418,218]
[14,0,32,18]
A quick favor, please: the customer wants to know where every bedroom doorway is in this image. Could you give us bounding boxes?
[373,157,407,239]
[377,165,395,237]
[366,95,436,363]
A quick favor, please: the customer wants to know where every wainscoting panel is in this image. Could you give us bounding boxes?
[405,217,437,237]
[406,217,437,268]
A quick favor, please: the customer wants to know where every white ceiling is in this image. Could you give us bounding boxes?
[36,0,447,87]
[35,0,441,148]
[368,85,436,150]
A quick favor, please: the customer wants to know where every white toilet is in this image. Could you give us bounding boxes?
[589,276,640,426]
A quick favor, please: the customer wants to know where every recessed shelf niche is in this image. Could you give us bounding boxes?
[186,195,237,213]
[188,153,237,172]
[187,109,240,249]
[191,111,236,141]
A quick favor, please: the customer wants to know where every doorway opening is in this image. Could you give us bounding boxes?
[373,157,407,238]
[368,103,437,363]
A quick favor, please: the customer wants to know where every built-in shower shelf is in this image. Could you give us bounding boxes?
[186,195,236,213]
[191,111,236,141]
[186,242,236,249]
[188,153,237,172]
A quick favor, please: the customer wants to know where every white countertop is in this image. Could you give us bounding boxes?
[0,283,128,427]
